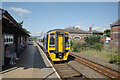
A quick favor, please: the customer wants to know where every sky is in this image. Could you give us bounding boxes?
[2,0,120,2]
[2,2,119,36]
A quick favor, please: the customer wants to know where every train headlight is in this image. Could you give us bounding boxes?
[58,54,62,58]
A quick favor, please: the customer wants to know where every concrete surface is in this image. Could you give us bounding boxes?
[2,41,59,79]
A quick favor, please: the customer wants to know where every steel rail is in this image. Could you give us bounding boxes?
[65,62,89,80]
[71,53,120,79]
[51,62,89,79]
[71,53,120,73]
[36,41,89,79]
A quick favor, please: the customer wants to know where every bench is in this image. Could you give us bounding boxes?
[4,43,16,66]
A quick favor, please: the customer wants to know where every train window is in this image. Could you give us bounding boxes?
[65,37,69,45]
[65,33,68,35]
[50,36,55,45]
[50,33,55,35]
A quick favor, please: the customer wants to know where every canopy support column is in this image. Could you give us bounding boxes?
[0,19,2,73]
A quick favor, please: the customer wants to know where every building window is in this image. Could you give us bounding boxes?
[4,34,14,44]
[119,41,120,45]
[115,34,118,38]
[118,33,120,38]
[74,36,80,39]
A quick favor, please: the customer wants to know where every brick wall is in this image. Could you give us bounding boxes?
[101,37,106,44]
[110,26,120,48]
[70,33,106,44]
[70,33,91,43]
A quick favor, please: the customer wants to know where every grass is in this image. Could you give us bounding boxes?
[71,38,119,65]
[80,49,116,62]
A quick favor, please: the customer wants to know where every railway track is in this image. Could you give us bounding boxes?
[50,61,89,79]
[36,42,88,79]
[70,53,120,80]
[36,41,120,79]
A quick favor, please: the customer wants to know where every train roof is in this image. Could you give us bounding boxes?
[47,29,68,34]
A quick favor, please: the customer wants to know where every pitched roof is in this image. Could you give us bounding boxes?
[64,27,90,34]
[89,30,103,34]
[111,18,120,27]
[64,27,103,34]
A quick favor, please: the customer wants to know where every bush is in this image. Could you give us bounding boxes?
[93,43,103,51]
[108,54,120,65]
[84,35,104,51]
[84,35,101,45]
[71,40,82,52]
[71,35,104,52]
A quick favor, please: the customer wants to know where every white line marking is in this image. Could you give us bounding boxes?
[36,41,61,80]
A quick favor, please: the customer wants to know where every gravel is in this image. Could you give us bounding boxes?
[70,52,119,71]
[68,61,106,78]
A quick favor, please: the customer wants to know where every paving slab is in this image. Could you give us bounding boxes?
[2,41,59,79]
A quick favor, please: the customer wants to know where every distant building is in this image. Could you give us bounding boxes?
[89,26,104,35]
[64,26,104,43]
[110,18,120,48]
[37,36,44,42]
[64,27,90,43]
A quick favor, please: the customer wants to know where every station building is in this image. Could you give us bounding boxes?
[110,18,120,48]
[64,26,104,43]
[0,9,30,66]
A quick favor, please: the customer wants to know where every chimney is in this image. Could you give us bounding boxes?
[76,26,79,29]
[89,26,92,31]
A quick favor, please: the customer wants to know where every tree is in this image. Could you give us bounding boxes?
[84,35,104,51]
[84,35,101,45]
[23,28,31,34]
[18,21,31,34]
[18,21,24,26]
[104,29,110,37]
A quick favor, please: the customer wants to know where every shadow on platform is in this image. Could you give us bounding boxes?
[2,43,49,74]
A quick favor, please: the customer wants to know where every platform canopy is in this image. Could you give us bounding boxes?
[2,9,30,37]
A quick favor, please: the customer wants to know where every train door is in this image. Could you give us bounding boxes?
[58,34,63,52]
[56,31,65,58]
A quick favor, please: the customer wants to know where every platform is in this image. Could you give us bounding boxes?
[2,41,59,79]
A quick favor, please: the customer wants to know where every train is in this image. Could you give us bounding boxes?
[43,29,70,61]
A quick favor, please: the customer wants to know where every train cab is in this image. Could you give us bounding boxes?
[43,29,70,61]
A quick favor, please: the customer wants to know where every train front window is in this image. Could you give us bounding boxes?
[65,37,69,45]
[50,36,55,45]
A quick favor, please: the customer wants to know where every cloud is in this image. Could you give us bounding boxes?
[76,25,89,31]
[76,22,110,32]
[78,22,84,25]
[92,24,110,32]
[31,31,42,36]
[8,7,31,16]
